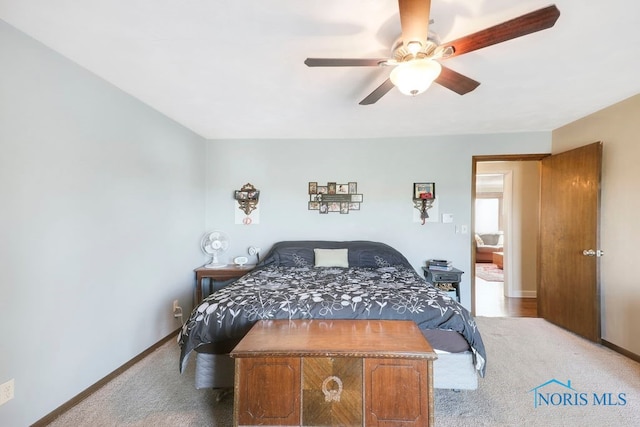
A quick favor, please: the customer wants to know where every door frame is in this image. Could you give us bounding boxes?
[471,153,549,316]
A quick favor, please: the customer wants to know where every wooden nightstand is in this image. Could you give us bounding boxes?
[194,264,255,304]
[422,266,464,303]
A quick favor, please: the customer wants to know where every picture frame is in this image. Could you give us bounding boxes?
[308,201,320,210]
[308,182,317,194]
[336,184,349,194]
[348,182,357,194]
[351,194,363,203]
[328,182,337,194]
[317,186,328,194]
[413,182,435,200]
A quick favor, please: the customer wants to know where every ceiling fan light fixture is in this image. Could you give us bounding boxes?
[390,59,442,96]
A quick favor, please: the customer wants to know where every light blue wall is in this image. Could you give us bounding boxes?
[205,134,551,307]
[0,20,207,426]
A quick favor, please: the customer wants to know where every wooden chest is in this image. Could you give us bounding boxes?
[230,319,437,426]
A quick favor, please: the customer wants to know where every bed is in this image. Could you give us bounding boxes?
[178,240,486,391]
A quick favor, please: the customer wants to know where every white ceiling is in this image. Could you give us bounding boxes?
[1,0,639,140]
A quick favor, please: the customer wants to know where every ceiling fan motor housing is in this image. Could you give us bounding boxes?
[392,34,439,62]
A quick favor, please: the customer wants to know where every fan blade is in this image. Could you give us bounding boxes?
[359,78,395,105]
[305,58,387,67]
[398,0,431,48]
[435,66,480,95]
[441,5,560,59]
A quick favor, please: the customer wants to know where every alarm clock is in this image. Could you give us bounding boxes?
[234,256,248,267]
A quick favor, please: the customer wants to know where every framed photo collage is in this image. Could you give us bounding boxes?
[308,181,363,214]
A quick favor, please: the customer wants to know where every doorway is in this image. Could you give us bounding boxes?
[475,172,507,316]
[472,156,544,317]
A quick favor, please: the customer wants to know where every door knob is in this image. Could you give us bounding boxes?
[583,249,604,257]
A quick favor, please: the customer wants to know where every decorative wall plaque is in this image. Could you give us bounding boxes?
[234,183,260,225]
[413,182,435,225]
[308,181,362,214]
[234,183,260,215]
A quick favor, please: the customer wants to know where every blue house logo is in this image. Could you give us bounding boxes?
[529,379,627,408]
[528,379,581,408]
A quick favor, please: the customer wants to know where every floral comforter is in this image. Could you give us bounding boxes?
[179,265,486,376]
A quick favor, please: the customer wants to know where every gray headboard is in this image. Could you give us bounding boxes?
[258,240,412,269]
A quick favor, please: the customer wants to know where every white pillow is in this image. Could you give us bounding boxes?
[314,248,349,268]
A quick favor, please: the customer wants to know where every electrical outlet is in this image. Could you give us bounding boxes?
[172,299,183,319]
[0,379,14,405]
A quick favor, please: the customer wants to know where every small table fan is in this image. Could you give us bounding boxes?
[200,231,230,268]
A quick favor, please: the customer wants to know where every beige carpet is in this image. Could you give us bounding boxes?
[47,317,640,426]
[436,317,640,426]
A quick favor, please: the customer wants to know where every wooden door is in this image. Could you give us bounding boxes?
[539,142,602,342]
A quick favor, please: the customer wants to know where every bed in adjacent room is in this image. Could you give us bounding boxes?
[178,240,486,391]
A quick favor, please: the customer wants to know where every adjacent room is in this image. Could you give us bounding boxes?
[474,162,539,318]
[474,171,508,316]
[2,1,639,426]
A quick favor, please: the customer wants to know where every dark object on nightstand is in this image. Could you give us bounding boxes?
[422,266,464,303]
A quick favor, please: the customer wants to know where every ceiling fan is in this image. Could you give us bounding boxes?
[304,1,560,105]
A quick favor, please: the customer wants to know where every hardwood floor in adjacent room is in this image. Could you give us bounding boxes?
[475,276,538,317]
